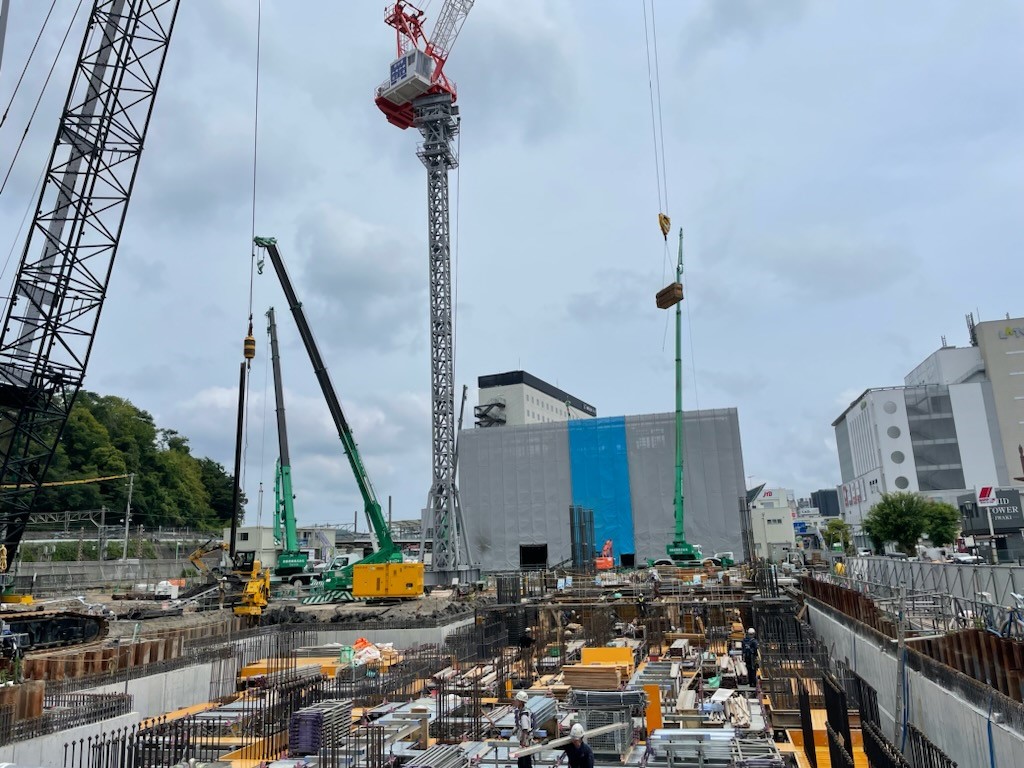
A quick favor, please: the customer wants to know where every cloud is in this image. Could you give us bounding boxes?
[564,269,654,324]
[681,0,811,63]
[291,204,426,353]
[455,1,580,144]
[743,227,918,301]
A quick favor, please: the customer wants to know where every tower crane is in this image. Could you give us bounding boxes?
[0,1,179,583]
[375,0,478,586]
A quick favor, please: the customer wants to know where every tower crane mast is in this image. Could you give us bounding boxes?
[375,0,478,586]
[0,0,179,580]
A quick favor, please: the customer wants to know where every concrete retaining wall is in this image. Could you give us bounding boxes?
[0,712,137,767]
[808,600,1024,767]
[83,662,215,719]
[249,618,476,650]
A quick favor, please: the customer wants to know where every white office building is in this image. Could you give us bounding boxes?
[833,314,1023,539]
[747,485,797,561]
[474,370,596,428]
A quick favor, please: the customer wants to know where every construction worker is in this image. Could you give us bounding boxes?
[649,565,661,597]
[513,690,534,768]
[741,627,759,686]
[517,626,536,682]
[560,723,595,768]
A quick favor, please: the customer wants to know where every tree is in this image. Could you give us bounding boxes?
[29,391,242,531]
[822,518,852,552]
[921,498,960,547]
[863,492,961,554]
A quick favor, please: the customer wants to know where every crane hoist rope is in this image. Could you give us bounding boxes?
[0,1,84,199]
[642,0,671,243]
[0,0,59,131]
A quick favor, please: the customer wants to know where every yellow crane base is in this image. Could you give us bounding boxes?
[1,594,34,605]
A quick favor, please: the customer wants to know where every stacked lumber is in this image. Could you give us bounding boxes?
[561,664,622,690]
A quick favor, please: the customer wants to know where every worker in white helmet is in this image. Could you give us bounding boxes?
[559,723,595,768]
[513,690,534,768]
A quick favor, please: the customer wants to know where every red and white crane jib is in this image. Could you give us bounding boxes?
[375,0,475,129]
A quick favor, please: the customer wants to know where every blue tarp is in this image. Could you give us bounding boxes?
[568,417,635,562]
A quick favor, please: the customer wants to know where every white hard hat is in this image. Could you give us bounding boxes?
[570,723,585,739]
[747,627,756,634]
[515,690,529,703]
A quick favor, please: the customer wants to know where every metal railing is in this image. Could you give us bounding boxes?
[0,693,132,746]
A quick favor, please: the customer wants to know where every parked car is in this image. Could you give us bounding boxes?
[856,548,873,557]
[949,552,984,565]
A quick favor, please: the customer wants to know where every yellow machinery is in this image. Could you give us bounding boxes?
[352,562,423,599]
[188,539,226,576]
[234,560,271,617]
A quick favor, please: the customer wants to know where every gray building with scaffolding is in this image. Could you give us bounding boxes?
[459,409,748,572]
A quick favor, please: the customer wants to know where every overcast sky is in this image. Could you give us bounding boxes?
[1,1,1022,528]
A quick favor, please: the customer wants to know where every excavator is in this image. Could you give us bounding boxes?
[253,237,411,603]
[183,539,270,617]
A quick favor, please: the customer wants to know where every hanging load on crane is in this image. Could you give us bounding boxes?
[253,238,418,603]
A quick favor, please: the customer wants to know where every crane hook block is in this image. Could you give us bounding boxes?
[243,334,257,360]
[658,213,671,240]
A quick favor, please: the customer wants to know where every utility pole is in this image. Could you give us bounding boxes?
[986,506,999,565]
[120,473,135,561]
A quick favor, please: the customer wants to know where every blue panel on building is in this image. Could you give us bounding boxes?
[568,417,635,562]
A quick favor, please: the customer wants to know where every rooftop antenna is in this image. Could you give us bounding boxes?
[941,335,947,348]
[965,313,978,347]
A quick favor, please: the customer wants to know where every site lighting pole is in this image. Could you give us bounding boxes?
[121,473,135,561]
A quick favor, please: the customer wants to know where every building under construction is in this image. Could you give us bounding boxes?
[0,557,1013,767]
[460,409,748,572]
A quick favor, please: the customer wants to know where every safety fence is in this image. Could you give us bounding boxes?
[846,557,1024,610]
[0,693,132,747]
[806,574,1024,723]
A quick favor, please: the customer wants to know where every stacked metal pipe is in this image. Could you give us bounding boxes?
[289,698,353,755]
[567,689,647,709]
[406,744,470,768]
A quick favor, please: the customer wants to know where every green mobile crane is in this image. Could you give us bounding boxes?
[254,237,402,603]
[266,306,309,576]
[657,228,701,564]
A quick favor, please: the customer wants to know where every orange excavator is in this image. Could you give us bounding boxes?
[595,539,614,571]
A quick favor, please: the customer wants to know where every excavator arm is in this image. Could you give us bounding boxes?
[188,539,226,576]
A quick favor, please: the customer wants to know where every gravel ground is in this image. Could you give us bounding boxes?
[4,586,495,641]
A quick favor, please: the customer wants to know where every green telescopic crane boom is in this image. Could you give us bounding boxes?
[660,228,700,563]
[267,306,308,574]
